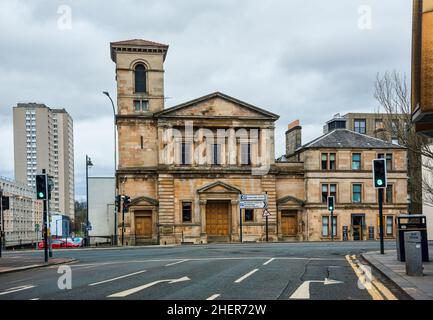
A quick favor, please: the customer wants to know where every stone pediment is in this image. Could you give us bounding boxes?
[197,181,241,194]
[156,92,279,120]
[277,195,305,206]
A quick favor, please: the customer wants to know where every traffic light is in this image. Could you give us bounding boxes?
[327,196,335,212]
[373,159,387,189]
[1,196,9,210]
[36,174,48,200]
[123,196,131,212]
[115,195,121,213]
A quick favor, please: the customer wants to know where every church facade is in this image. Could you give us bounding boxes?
[110,39,408,245]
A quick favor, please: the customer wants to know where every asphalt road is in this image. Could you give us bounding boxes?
[0,241,405,300]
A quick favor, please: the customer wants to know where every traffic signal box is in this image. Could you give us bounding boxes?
[373,159,387,189]
[36,174,48,200]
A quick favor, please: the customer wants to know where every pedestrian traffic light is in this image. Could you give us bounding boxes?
[36,174,48,200]
[327,196,335,212]
[373,159,387,189]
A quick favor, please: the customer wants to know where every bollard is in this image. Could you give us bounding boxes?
[404,231,424,277]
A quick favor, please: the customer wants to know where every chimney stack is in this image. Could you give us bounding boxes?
[286,120,302,156]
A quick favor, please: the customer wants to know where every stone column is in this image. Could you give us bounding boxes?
[231,199,239,241]
[199,199,207,236]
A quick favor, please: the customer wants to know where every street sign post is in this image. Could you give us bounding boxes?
[239,194,269,243]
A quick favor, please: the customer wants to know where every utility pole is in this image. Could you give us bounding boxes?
[102,91,118,245]
[239,206,243,243]
[265,192,269,242]
[85,155,93,246]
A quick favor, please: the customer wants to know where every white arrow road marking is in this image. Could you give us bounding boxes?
[165,259,189,267]
[234,269,259,283]
[289,278,343,300]
[0,285,36,296]
[263,258,275,266]
[88,270,147,286]
[107,276,190,298]
[29,298,40,300]
[206,294,220,300]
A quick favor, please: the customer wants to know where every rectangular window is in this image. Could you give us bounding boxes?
[133,100,141,112]
[211,144,221,165]
[330,184,337,202]
[182,202,192,222]
[245,209,254,222]
[322,216,329,237]
[322,184,328,203]
[386,216,393,235]
[241,143,251,165]
[354,119,366,134]
[322,216,337,237]
[321,153,328,170]
[352,184,362,203]
[352,153,361,170]
[386,153,393,171]
[386,185,393,204]
[181,143,191,165]
[329,153,336,170]
[133,100,149,112]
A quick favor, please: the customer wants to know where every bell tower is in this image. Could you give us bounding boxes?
[110,39,169,169]
[110,39,168,115]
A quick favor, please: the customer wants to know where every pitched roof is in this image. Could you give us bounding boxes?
[155,92,280,120]
[110,39,169,62]
[302,129,405,150]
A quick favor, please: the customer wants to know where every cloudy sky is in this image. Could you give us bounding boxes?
[0,0,412,200]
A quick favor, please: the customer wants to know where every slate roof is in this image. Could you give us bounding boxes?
[302,129,405,150]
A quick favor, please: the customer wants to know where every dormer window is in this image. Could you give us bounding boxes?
[134,64,147,93]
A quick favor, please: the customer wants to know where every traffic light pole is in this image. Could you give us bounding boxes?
[121,203,125,246]
[330,209,334,242]
[378,188,384,254]
[239,207,243,243]
[42,169,49,263]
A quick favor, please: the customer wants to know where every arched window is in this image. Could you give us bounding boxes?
[134,64,147,93]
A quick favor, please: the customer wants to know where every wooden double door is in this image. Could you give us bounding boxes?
[206,201,230,239]
[281,211,298,237]
[135,211,153,244]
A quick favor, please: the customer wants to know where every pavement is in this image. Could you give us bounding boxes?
[0,241,407,300]
[362,244,433,300]
[0,253,76,274]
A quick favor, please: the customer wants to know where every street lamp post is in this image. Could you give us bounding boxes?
[103,91,118,245]
[85,155,93,246]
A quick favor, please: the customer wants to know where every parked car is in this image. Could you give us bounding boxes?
[38,239,81,249]
[71,237,84,247]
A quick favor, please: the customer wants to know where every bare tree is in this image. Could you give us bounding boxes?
[374,71,432,211]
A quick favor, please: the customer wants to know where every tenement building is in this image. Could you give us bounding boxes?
[111,39,408,245]
[1,176,43,247]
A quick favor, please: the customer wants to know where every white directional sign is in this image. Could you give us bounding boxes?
[240,201,266,209]
[240,194,268,202]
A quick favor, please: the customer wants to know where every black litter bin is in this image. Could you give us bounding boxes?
[396,215,429,262]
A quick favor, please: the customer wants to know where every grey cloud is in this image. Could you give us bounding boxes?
[0,0,412,199]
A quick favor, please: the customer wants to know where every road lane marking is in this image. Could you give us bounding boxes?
[0,285,36,296]
[30,298,40,300]
[263,258,275,266]
[206,294,220,300]
[345,255,396,300]
[289,278,344,299]
[88,270,147,286]
[234,269,259,283]
[165,259,189,267]
[107,276,190,298]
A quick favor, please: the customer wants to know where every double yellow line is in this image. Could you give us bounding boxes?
[345,255,397,300]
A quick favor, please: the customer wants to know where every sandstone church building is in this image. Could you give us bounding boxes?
[110,39,408,245]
